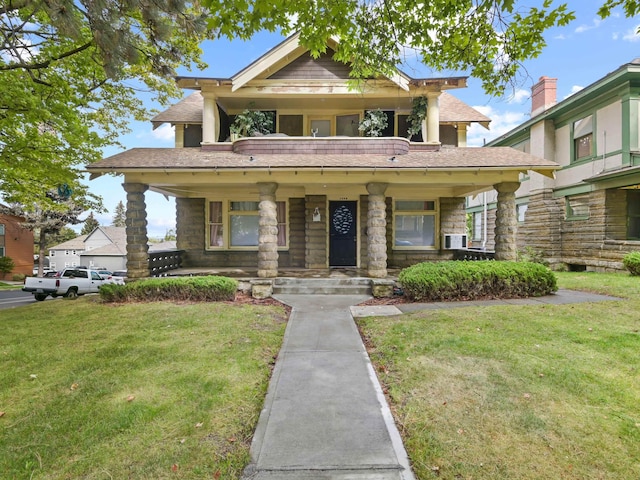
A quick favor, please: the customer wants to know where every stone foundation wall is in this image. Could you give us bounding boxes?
[516,188,640,272]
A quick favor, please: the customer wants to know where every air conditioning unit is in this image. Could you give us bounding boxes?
[443,233,468,250]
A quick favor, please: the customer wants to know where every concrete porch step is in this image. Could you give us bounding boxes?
[272,277,372,296]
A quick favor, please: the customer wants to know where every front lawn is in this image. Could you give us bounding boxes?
[359,272,640,479]
[0,296,287,479]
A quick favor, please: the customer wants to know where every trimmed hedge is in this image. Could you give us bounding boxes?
[99,276,238,303]
[622,252,640,276]
[398,261,558,302]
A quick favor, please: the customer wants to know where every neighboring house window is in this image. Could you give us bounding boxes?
[517,204,528,223]
[628,190,640,240]
[573,115,593,161]
[0,224,4,257]
[566,194,590,220]
[50,250,55,257]
[472,212,483,241]
[65,250,69,255]
[50,263,56,270]
[394,200,437,248]
[208,200,287,249]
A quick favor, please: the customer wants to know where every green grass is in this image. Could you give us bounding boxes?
[0,296,287,479]
[359,272,640,479]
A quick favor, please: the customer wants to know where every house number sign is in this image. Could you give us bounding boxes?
[332,205,353,234]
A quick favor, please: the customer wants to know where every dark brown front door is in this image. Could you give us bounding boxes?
[329,201,357,267]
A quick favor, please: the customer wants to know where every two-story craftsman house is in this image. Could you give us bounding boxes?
[87,33,558,280]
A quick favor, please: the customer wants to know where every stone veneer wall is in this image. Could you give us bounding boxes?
[519,190,564,268]
[517,188,639,272]
[175,197,294,268]
[558,189,636,271]
[305,195,327,268]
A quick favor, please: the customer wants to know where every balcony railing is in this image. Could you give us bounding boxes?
[149,249,184,276]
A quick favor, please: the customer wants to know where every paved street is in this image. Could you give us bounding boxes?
[0,289,49,310]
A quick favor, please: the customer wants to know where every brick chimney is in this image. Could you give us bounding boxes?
[531,76,557,117]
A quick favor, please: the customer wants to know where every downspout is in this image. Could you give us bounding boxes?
[482,192,488,251]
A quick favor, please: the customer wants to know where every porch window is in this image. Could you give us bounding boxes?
[628,190,640,240]
[472,212,483,241]
[394,200,437,248]
[0,224,4,257]
[208,200,287,249]
[573,115,593,161]
[566,194,590,220]
[517,203,528,223]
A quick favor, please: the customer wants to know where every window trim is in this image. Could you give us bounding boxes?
[392,200,439,250]
[207,199,288,251]
[571,115,594,163]
[627,190,640,240]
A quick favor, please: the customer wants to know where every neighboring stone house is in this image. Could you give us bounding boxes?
[87,33,558,280]
[467,59,640,272]
[0,209,34,279]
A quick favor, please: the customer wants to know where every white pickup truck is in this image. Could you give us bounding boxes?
[23,268,107,301]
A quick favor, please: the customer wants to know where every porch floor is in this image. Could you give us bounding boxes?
[165,267,402,280]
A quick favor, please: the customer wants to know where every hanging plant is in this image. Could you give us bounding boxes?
[406,96,427,140]
[230,103,274,137]
[358,109,389,137]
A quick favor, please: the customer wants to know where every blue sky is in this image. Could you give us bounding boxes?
[87,1,640,238]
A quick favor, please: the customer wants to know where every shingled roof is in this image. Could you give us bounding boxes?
[88,146,557,173]
[150,91,490,130]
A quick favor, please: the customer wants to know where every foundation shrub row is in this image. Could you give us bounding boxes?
[398,260,558,302]
[99,276,238,303]
[622,252,640,276]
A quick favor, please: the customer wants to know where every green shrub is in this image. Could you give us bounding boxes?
[398,260,558,302]
[622,252,640,276]
[12,273,26,282]
[100,276,238,303]
[0,256,14,276]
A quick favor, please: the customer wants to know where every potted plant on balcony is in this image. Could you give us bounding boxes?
[358,109,389,137]
[230,104,274,139]
[406,96,427,140]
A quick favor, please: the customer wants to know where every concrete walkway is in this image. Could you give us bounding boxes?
[242,294,415,480]
[242,289,621,480]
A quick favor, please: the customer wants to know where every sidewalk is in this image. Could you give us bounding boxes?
[242,294,415,480]
[242,289,621,479]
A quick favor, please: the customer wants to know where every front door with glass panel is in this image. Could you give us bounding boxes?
[329,201,357,267]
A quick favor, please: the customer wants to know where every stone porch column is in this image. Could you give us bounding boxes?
[494,182,520,261]
[258,182,279,278]
[366,182,388,278]
[123,183,149,280]
[426,91,441,144]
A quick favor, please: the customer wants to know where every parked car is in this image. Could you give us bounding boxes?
[23,268,106,301]
[97,270,112,280]
[105,270,127,285]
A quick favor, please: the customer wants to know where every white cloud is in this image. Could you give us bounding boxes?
[151,123,175,141]
[564,85,584,99]
[622,26,640,42]
[466,106,528,147]
[575,18,602,34]
[507,88,529,104]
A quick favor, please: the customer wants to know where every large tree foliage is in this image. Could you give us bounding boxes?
[1,0,638,215]
[1,0,211,209]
